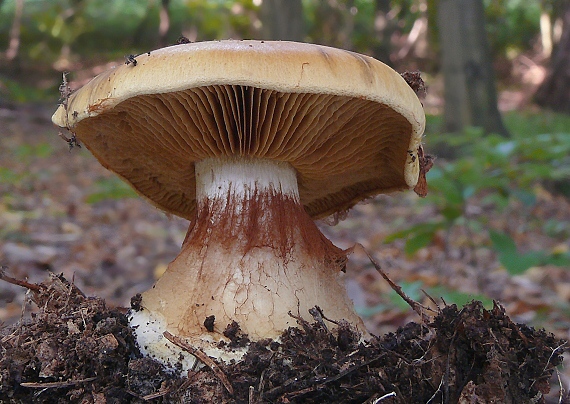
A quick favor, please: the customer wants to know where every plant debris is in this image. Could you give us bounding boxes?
[175,36,192,45]
[58,131,82,152]
[58,72,73,110]
[125,55,138,66]
[413,144,435,198]
[0,272,564,403]
[0,273,183,403]
[400,70,426,98]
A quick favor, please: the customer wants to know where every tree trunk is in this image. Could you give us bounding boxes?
[535,3,570,113]
[260,0,305,41]
[158,0,171,47]
[5,0,24,61]
[437,0,509,137]
[372,0,395,65]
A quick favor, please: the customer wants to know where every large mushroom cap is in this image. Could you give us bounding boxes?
[52,40,425,220]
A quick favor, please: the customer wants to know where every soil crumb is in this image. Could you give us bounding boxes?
[1,274,565,403]
[400,70,426,98]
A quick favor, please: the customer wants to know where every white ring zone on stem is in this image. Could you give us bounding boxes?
[195,157,299,203]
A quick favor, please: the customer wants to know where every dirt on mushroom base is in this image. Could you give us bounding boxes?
[0,274,564,403]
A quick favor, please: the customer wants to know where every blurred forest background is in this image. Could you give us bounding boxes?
[1,0,570,393]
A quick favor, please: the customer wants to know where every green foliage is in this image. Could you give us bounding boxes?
[0,167,24,186]
[1,77,56,103]
[489,230,570,274]
[14,143,54,159]
[0,0,259,69]
[386,281,494,312]
[484,0,542,56]
[85,177,138,204]
[426,286,494,308]
[385,221,445,256]
[387,111,570,275]
[0,0,547,84]
[357,281,493,317]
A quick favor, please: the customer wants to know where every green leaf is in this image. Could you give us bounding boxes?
[510,189,537,208]
[441,205,463,221]
[383,226,420,243]
[404,231,435,256]
[490,230,554,274]
[489,230,517,255]
[426,286,493,308]
[0,168,22,185]
[429,177,464,206]
[504,252,546,275]
[356,303,388,318]
[545,252,570,268]
[384,221,442,243]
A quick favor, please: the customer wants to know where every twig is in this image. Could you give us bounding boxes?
[125,388,171,401]
[276,354,386,401]
[313,305,340,326]
[556,369,563,404]
[308,306,332,332]
[530,341,567,389]
[58,131,81,152]
[421,289,441,311]
[287,311,319,338]
[141,388,171,400]
[17,289,31,345]
[21,377,97,389]
[163,331,233,395]
[0,267,42,292]
[125,389,145,400]
[373,392,397,403]
[351,244,434,323]
[425,373,445,404]
[257,363,270,397]
[173,370,199,396]
[261,370,311,399]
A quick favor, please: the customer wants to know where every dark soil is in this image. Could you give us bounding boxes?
[0,273,565,403]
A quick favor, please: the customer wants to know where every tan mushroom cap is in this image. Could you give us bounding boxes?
[52,40,425,220]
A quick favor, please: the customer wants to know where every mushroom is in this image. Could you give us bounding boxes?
[52,40,425,369]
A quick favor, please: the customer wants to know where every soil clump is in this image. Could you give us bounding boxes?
[0,273,565,403]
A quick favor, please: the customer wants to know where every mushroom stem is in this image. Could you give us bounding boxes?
[130,157,366,368]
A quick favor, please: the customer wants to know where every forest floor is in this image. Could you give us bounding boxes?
[0,100,569,402]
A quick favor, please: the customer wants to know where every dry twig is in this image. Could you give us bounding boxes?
[277,354,386,401]
[163,331,234,395]
[0,266,42,292]
[373,392,397,403]
[20,377,97,389]
[350,244,435,323]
